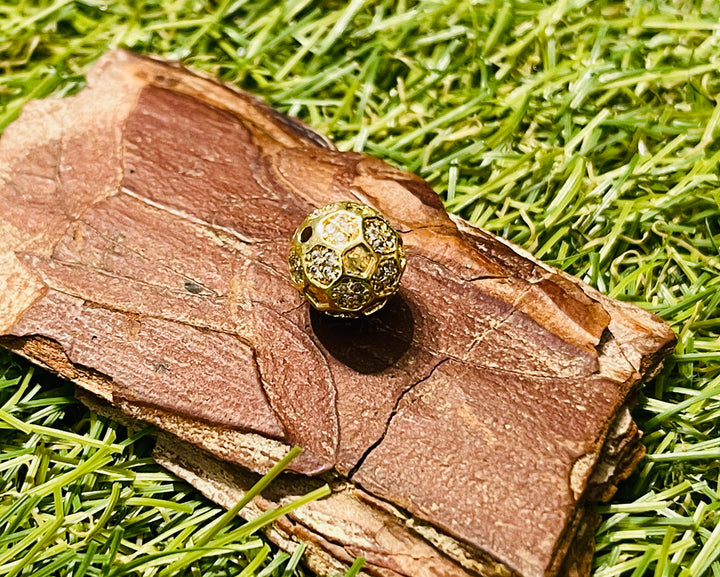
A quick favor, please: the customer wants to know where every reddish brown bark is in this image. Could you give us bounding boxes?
[0,50,675,577]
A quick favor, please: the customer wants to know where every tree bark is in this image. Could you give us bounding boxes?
[0,50,675,577]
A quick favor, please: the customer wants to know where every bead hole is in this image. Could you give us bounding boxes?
[300,226,313,242]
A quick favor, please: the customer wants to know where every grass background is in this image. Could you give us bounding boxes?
[1,0,720,575]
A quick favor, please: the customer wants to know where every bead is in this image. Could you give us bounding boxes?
[289,202,406,317]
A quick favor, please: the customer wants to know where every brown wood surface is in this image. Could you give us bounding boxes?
[0,50,675,577]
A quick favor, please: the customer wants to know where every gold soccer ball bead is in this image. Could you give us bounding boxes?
[289,202,407,317]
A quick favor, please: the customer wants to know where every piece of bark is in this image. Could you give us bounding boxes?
[0,50,675,577]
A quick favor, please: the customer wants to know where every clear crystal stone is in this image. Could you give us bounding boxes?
[371,257,401,294]
[288,251,304,285]
[320,212,361,246]
[363,217,396,254]
[304,245,342,287]
[330,278,372,310]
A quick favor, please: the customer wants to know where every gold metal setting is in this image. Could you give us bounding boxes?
[289,201,406,317]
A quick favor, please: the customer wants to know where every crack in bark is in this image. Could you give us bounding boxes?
[120,186,264,245]
[466,293,531,356]
[249,347,289,441]
[28,253,302,346]
[348,357,451,480]
[26,286,260,353]
[409,252,506,284]
[67,219,220,297]
[32,256,222,302]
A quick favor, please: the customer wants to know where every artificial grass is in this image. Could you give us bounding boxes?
[1,0,719,575]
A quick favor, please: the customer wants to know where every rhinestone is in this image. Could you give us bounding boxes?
[371,257,401,295]
[304,245,342,287]
[288,251,304,285]
[330,278,372,311]
[320,212,361,246]
[363,217,397,254]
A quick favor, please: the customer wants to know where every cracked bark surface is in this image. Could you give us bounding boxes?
[0,50,676,577]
